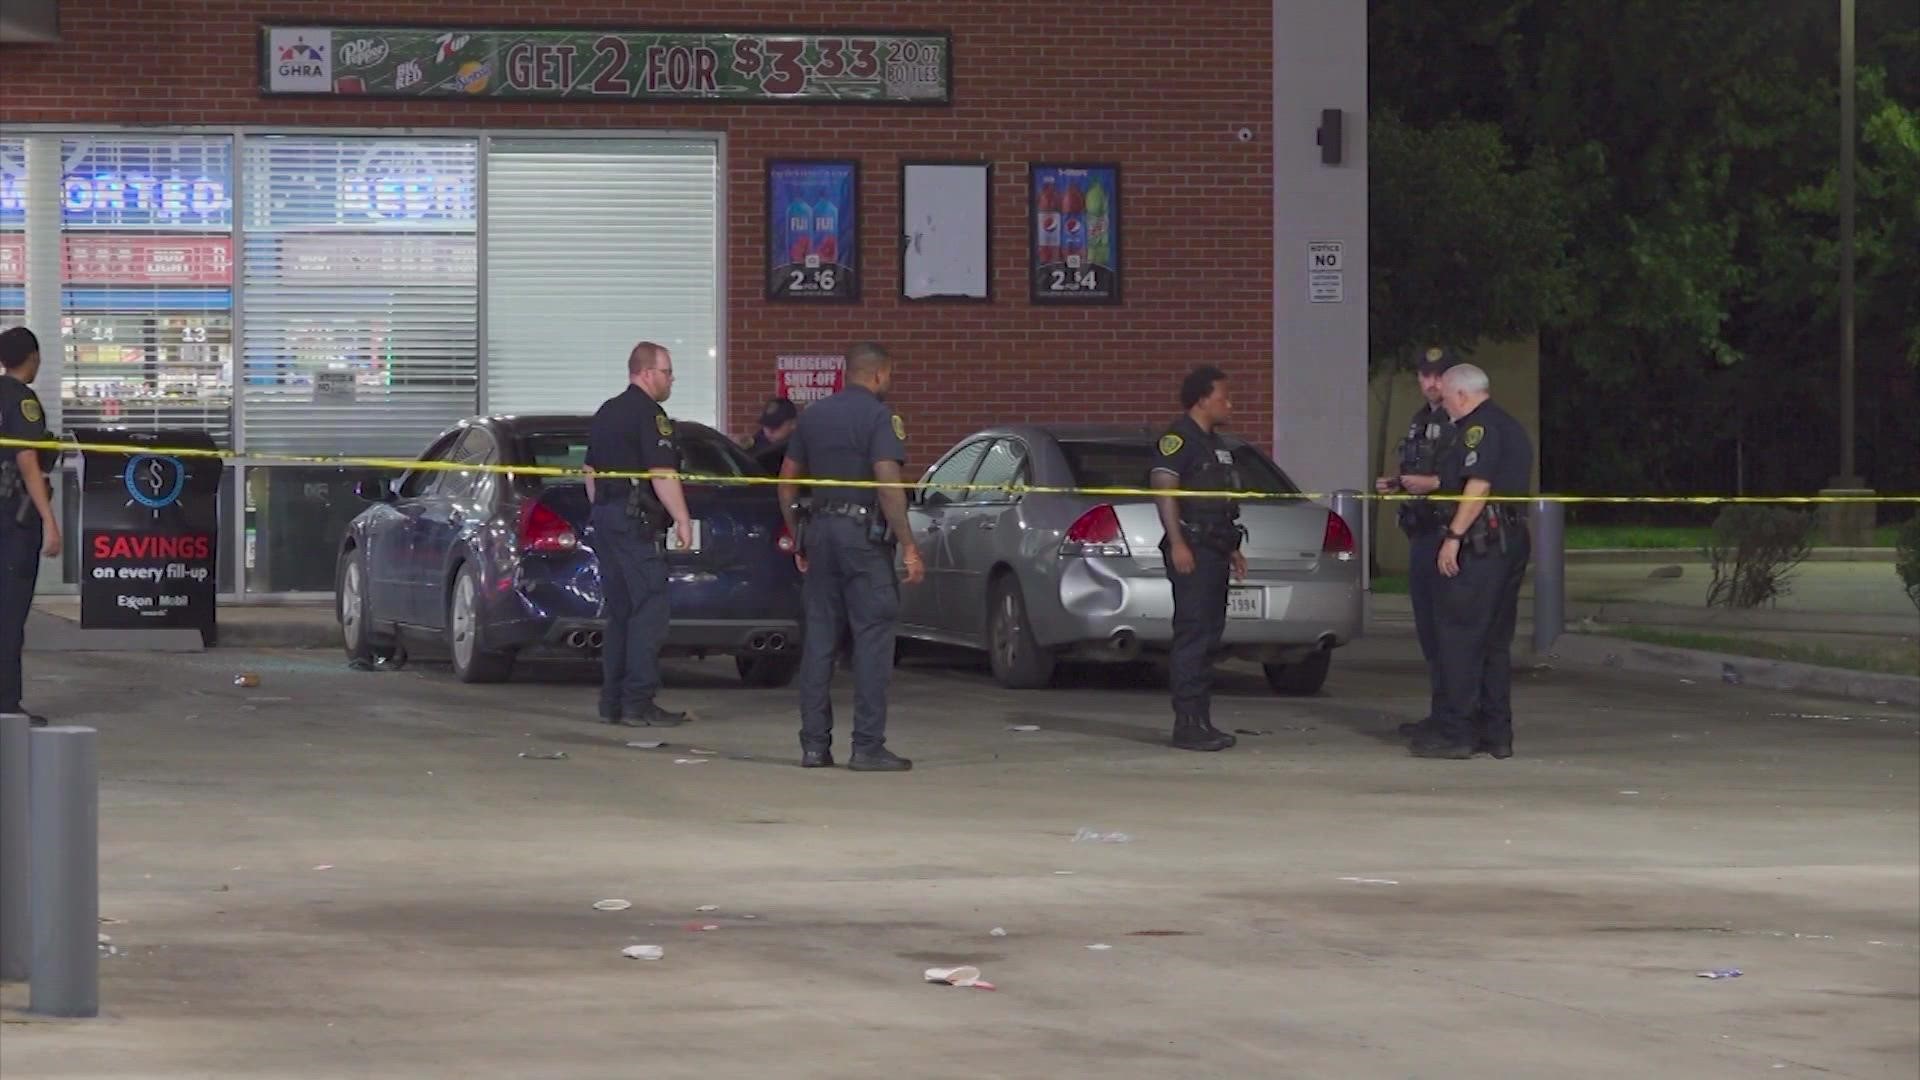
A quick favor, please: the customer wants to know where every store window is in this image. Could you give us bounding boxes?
[0,138,23,329]
[56,136,235,444]
[485,139,720,425]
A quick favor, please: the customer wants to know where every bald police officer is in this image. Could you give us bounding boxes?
[1152,365,1247,753]
[1412,363,1534,760]
[0,327,60,728]
[777,342,923,771]
[584,341,694,728]
[1377,346,1459,740]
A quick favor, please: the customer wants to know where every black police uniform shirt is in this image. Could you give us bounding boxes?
[1442,399,1533,502]
[1151,415,1236,523]
[0,375,51,484]
[584,385,676,503]
[786,386,905,508]
[1404,403,1455,470]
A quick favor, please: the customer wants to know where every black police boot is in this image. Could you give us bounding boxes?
[1408,733,1475,759]
[800,747,835,768]
[1475,736,1514,760]
[1198,713,1237,748]
[619,704,689,728]
[1171,715,1233,752]
[1397,718,1432,739]
[848,746,912,772]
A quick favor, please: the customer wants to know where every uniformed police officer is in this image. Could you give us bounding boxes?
[1151,365,1248,752]
[583,341,694,728]
[1412,363,1534,760]
[0,328,61,728]
[1376,346,1460,739]
[776,342,923,771]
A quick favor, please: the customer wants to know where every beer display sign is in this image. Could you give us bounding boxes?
[261,26,950,104]
[767,160,859,302]
[1030,163,1122,305]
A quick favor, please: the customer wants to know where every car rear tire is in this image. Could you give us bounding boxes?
[338,548,403,668]
[736,653,799,688]
[1263,651,1331,695]
[988,576,1056,690]
[448,563,514,684]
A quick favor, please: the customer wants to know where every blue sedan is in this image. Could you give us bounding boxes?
[334,414,803,686]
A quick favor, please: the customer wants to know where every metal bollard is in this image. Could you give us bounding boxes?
[1,714,28,981]
[29,726,97,1018]
[1532,499,1566,655]
[1330,488,1362,558]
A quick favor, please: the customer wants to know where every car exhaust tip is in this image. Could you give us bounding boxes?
[1316,633,1337,653]
[1108,629,1140,659]
[586,631,604,649]
[766,633,787,651]
[749,635,767,652]
[564,630,587,648]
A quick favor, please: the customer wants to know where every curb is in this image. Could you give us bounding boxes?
[28,606,339,652]
[1536,632,1919,709]
[1566,548,1893,564]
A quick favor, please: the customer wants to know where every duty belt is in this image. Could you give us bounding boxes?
[810,499,875,519]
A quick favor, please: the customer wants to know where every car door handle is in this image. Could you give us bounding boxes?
[923,522,942,532]
[975,519,998,531]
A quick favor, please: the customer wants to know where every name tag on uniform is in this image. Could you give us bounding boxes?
[1214,450,1233,464]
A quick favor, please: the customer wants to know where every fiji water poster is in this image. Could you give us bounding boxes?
[1030,163,1121,304]
[767,159,858,302]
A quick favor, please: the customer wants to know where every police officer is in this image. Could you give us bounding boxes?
[583,341,693,729]
[744,396,798,454]
[0,328,60,728]
[1376,346,1459,739]
[1151,365,1248,752]
[1411,363,1534,760]
[776,342,923,772]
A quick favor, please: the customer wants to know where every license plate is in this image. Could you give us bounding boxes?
[666,520,703,553]
[1227,586,1265,619]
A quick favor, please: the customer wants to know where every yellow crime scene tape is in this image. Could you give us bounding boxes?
[2,436,1913,506]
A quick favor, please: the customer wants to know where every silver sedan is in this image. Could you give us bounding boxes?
[896,424,1364,692]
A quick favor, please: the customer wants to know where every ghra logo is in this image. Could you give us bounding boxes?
[278,36,326,63]
[123,454,187,513]
[269,28,333,92]
[339,38,389,68]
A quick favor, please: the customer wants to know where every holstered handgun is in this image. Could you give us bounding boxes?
[625,481,667,541]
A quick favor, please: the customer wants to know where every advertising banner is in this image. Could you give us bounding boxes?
[77,429,222,646]
[767,161,858,302]
[1031,164,1122,304]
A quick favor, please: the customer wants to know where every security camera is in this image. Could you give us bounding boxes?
[1236,127,1255,142]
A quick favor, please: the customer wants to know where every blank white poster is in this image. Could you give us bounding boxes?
[901,163,989,300]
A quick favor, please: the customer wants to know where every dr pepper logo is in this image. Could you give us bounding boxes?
[338,38,389,69]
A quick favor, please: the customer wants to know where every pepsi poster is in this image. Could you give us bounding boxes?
[1030,163,1121,305]
[767,160,858,302]
[76,429,222,645]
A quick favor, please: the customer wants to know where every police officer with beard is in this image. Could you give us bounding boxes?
[1377,346,1459,740]
[1152,365,1248,752]
[777,342,923,772]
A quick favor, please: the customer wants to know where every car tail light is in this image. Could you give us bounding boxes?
[776,520,796,554]
[1323,510,1356,561]
[520,500,578,553]
[1059,504,1131,558]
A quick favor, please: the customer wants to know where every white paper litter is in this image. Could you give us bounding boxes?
[626,741,665,749]
[1338,877,1400,886]
[621,945,664,960]
[696,905,719,912]
[593,899,632,912]
[1086,944,1113,951]
[672,758,709,765]
[924,965,994,989]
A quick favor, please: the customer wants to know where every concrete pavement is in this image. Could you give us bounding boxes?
[1,638,1914,1078]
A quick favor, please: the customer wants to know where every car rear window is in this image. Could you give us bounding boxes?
[520,429,764,485]
[1057,440,1300,494]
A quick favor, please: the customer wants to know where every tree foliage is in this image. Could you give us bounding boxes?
[1369,1,1920,509]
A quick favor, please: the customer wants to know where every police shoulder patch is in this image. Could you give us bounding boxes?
[20,399,42,424]
[891,414,906,440]
[1158,434,1183,457]
[1463,425,1484,448]
[655,414,673,437]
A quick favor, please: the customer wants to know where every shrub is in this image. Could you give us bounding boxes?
[1704,506,1814,609]
[1896,517,1920,614]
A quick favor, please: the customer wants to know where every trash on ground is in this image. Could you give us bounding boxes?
[593,899,632,912]
[672,758,710,765]
[695,905,719,912]
[98,916,123,925]
[924,965,995,990]
[621,945,665,960]
[684,923,719,932]
[1073,827,1133,844]
[688,748,718,755]
[626,741,665,749]
[742,914,758,920]
[519,750,569,761]
[1620,790,1641,796]
[1696,969,1743,979]
[97,933,111,944]
[313,865,334,871]
[1721,664,1743,685]
[1338,877,1400,886]
[232,673,260,688]
[1007,725,1042,732]
[990,927,1008,937]
[1052,870,1076,876]
[1234,728,1275,736]
[1679,678,1697,685]
[1128,930,1194,936]
[1086,943,1113,951]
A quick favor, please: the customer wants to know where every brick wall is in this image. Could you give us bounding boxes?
[0,0,1275,459]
